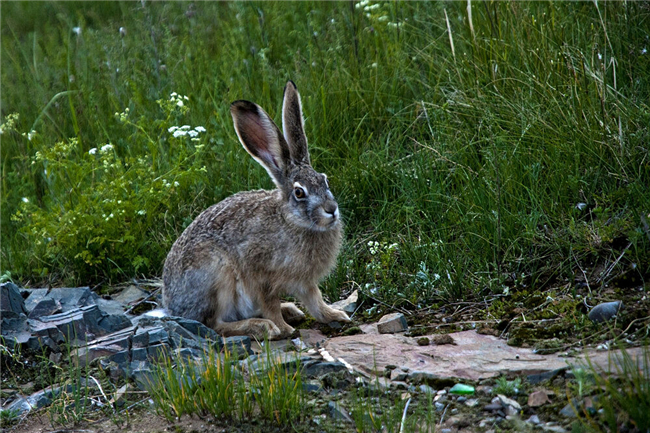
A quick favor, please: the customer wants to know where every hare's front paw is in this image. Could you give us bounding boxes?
[281,302,306,324]
[322,306,351,324]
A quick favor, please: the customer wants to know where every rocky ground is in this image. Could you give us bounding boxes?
[1,281,648,433]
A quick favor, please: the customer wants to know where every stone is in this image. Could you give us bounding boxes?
[588,301,622,323]
[464,398,480,408]
[302,380,323,393]
[377,313,408,334]
[303,361,348,378]
[390,381,409,390]
[328,401,353,423]
[390,369,408,381]
[27,298,62,319]
[1,282,27,316]
[526,415,541,425]
[541,424,568,433]
[223,335,252,358]
[527,368,566,384]
[528,389,551,407]
[559,402,577,418]
[417,337,430,346]
[497,394,521,411]
[112,285,149,306]
[407,371,455,388]
[434,402,445,412]
[330,290,358,314]
[419,384,436,394]
[484,403,503,412]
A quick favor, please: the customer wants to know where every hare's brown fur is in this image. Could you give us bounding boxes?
[162,82,350,339]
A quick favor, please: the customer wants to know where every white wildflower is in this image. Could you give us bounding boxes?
[173,130,187,138]
[170,92,178,97]
[137,210,146,215]
[101,144,113,152]
[176,100,184,107]
[89,148,97,155]
[27,130,36,141]
[22,197,29,203]
[183,95,189,100]
[168,126,178,133]
[174,181,180,187]
[72,27,81,35]
[642,48,647,55]
[180,125,191,130]
[187,130,198,138]
[194,126,206,133]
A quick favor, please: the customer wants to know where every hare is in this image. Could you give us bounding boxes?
[162,81,350,340]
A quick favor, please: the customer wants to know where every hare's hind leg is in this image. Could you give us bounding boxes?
[298,285,351,324]
[281,302,306,324]
[214,318,283,340]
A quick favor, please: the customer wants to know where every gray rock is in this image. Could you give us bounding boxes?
[328,401,353,423]
[27,298,62,318]
[464,398,480,408]
[434,402,445,412]
[407,371,455,388]
[302,380,323,393]
[527,368,566,384]
[497,394,521,411]
[526,415,541,425]
[111,285,149,306]
[419,384,436,394]
[541,423,568,433]
[1,282,27,316]
[559,402,577,418]
[223,335,252,358]
[377,312,408,334]
[303,361,348,378]
[389,381,409,390]
[484,403,502,412]
[174,317,220,343]
[588,301,622,323]
[390,369,408,381]
[2,396,32,416]
[30,304,130,344]
[331,290,359,314]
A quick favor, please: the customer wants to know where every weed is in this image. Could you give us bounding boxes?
[493,376,522,397]
[571,344,650,432]
[147,340,305,426]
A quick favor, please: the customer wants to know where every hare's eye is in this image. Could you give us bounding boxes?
[294,187,306,199]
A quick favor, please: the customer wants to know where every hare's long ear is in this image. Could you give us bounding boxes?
[231,100,291,188]
[282,81,310,165]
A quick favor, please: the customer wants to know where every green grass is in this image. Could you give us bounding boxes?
[146,341,305,426]
[1,1,649,305]
[570,343,650,433]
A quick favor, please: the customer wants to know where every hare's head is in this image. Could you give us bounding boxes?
[230,81,339,231]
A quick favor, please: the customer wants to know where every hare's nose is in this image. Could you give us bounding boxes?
[323,202,339,219]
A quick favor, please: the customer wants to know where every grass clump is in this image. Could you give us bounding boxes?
[146,342,305,426]
[492,376,522,397]
[571,344,650,433]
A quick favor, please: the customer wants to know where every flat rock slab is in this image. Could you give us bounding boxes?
[324,330,645,381]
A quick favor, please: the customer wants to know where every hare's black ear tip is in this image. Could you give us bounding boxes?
[285,80,298,91]
[230,100,258,114]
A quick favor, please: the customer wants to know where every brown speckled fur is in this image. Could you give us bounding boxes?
[162,81,350,339]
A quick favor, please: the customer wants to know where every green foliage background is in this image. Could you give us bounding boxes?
[2,1,649,304]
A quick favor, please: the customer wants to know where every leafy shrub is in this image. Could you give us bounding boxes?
[9,95,208,283]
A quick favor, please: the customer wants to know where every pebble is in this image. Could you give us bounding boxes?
[526,415,541,425]
[588,301,622,323]
[377,313,409,334]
